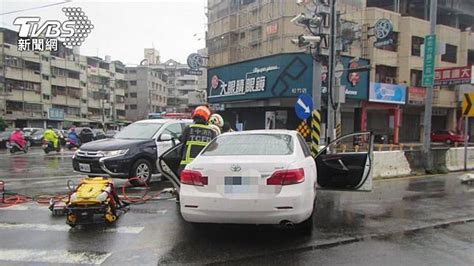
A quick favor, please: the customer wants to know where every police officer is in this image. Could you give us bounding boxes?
[178,105,216,176]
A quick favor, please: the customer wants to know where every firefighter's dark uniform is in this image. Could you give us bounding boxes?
[178,123,217,175]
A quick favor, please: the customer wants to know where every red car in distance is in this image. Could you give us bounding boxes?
[431,130,466,144]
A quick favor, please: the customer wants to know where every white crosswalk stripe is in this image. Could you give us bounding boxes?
[0,222,144,234]
[0,249,111,264]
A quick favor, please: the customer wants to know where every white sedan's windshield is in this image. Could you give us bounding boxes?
[114,123,163,139]
[202,134,294,156]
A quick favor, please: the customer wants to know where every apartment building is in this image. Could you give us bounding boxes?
[206,0,474,143]
[124,65,168,121]
[154,59,199,113]
[0,27,127,129]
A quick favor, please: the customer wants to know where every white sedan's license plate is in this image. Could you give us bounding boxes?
[224,176,252,194]
[79,163,91,172]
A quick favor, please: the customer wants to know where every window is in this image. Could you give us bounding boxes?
[411,36,424,56]
[240,32,245,39]
[297,134,312,157]
[43,94,50,100]
[41,55,49,62]
[376,32,398,52]
[410,69,423,87]
[24,103,42,112]
[162,123,183,139]
[6,101,23,111]
[51,67,67,77]
[42,74,49,80]
[125,105,129,110]
[115,122,164,139]
[375,65,398,84]
[250,27,262,44]
[202,134,294,156]
[130,104,137,110]
[442,44,457,63]
[5,56,22,68]
[128,69,137,74]
[130,80,137,86]
[130,92,137,98]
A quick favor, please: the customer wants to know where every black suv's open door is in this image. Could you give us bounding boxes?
[315,132,373,191]
[158,143,183,191]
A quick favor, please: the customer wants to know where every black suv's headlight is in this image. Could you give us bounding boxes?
[100,149,129,157]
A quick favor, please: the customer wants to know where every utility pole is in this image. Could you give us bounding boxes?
[422,0,437,171]
[100,77,108,129]
[326,0,337,144]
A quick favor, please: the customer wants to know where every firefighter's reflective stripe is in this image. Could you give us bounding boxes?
[180,124,215,166]
[190,124,210,129]
[180,140,208,165]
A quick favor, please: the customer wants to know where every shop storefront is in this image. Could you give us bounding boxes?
[207,53,370,133]
[362,82,407,144]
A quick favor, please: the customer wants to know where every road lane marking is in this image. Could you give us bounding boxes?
[0,222,144,234]
[0,249,111,265]
[0,175,84,182]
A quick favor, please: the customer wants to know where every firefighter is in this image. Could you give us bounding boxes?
[178,105,216,176]
[209,113,224,135]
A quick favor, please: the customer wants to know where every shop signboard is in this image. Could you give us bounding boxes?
[341,56,370,100]
[369,82,407,104]
[48,108,64,120]
[207,53,313,103]
[321,56,369,100]
[434,66,472,86]
[408,87,426,105]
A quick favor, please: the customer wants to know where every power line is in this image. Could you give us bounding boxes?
[0,0,72,16]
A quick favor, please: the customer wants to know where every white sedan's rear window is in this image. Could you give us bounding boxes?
[201,134,294,156]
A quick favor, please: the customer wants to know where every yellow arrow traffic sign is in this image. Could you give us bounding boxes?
[462,93,474,117]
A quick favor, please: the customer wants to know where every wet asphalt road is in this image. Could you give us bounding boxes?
[1,147,474,265]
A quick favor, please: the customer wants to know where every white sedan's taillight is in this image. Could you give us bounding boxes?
[181,170,208,186]
[266,168,305,186]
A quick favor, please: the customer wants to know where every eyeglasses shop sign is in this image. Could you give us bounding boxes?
[207,53,313,103]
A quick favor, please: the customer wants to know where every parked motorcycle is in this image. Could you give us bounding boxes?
[7,142,29,154]
[42,140,60,154]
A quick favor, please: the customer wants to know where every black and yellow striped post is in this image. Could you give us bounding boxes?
[336,123,342,139]
[310,110,321,156]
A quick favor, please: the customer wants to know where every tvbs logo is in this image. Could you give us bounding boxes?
[13,7,94,52]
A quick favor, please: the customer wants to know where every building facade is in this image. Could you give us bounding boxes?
[154,59,199,113]
[124,65,168,121]
[206,0,474,143]
[0,27,127,129]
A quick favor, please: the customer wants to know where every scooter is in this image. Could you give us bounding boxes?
[42,140,60,154]
[7,141,29,154]
[66,138,80,150]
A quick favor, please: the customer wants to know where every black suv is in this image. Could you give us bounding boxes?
[72,119,191,185]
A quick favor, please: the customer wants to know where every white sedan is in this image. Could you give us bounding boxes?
[159,130,373,234]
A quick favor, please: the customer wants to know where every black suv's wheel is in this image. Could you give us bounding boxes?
[129,159,152,186]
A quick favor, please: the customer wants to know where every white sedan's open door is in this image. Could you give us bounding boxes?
[158,143,183,191]
[315,132,374,191]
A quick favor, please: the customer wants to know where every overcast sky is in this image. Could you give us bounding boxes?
[1,0,207,65]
